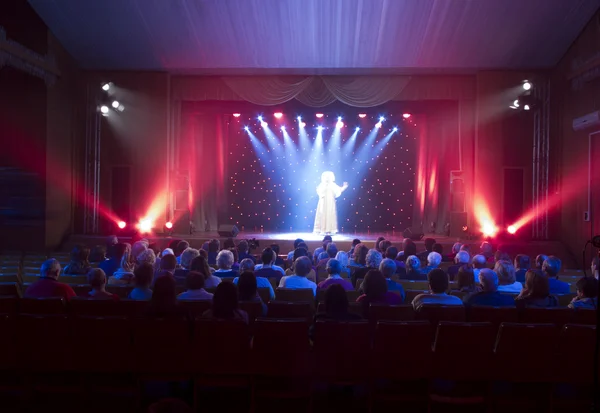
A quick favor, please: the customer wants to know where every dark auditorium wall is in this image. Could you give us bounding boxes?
[551,11,600,266]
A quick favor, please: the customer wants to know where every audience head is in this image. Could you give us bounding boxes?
[223,238,235,250]
[161,248,174,257]
[354,244,369,266]
[523,270,550,298]
[427,252,442,268]
[269,244,280,256]
[575,276,598,299]
[456,266,475,291]
[160,254,177,272]
[239,258,255,273]
[403,240,417,258]
[542,256,561,278]
[352,238,361,248]
[212,282,239,318]
[460,244,471,253]
[535,254,548,269]
[478,268,499,292]
[41,259,61,279]
[190,255,211,277]
[326,259,342,276]
[326,242,338,258]
[151,275,177,307]
[119,251,134,272]
[199,249,208,260]
[167,239,181,251]
[132,241,148,259]
[379,258,397,279]
[293,238,304,249]
[324,284,349,316]
[134,263,153,288]
[180,248,200,269]
[432,243,443,255]
[494,260,517,286]
[375,237,386,252]
[186,271,205,291]
[148,243,160,257]
[452,242,463,255]
[455,250,470,265]
[366,249,383,269]
[480,241,493,255]
[137,248,156,267]
[216,250,234,269]
[261,247,275,265]
[106,235,118,248]
[88,268,107,290]
[318,251,329,261]
[379,240,393,253]
[89,245,107,262]
[294,256,312,277]
[362,269,388,299]
[385,246,399,260]
[237,240,249,254]
[108,243,128,261]
[424,238,436,252]
[238,271,258,301]
[514,254,531,270]
[472,255,487,269]
[228,247,239,263]
[323,235,333,243]
[208,239,220,253]
[70,244,90,263]
[293,247,309,263]
[494,250,511,263]
[427,269,449,294]
[406,255,421,272]
[335,251,349,268]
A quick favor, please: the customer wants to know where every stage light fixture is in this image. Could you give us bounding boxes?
[355,127,360,131]
[274,112,283,119]
[261,121,268,127]
[233,113,241,117]
[300,122,306,128]
[100,106,109,116]
[297,116,302,122]
[317,126,324,131]
[375,122,382,129]
[462,225,469,233]
[403,113,411,119]
[138,219,153,233]
[316,113,324,118]
[112,100,120,109]
[379,116,385,122]
[392,127,398,132]
[280,125,286,131]
[513,100,519,108]
[507,225,517,234]
[101,82,111,91]
[257,116,263,121]
[523,80,532,91]
[358,114,367,118]
[482,222,497,238]
[165,221,173,229]
[117,221,126,229]
[336,120,344,128]
[164,221,173,235]
[524,105,530,111]
[244,126,249,132]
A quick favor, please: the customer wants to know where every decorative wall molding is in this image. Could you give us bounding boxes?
[0,26,60,85]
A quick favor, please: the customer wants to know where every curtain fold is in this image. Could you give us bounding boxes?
[321,76,412,107]
[222,76,314,106]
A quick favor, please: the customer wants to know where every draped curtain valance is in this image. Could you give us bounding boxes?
[171,75,476,106]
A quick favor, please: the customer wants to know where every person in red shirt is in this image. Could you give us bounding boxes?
[24,259,76,300]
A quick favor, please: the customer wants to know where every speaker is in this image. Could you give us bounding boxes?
[449,212,468,238]
[402,227,424,241]
[217,224,239,238]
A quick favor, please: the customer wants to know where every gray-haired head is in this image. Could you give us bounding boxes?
[542,256,561,278]
[88,268,107,289]
[136,248,156,267]
[472,254,487,269]
[379,258,397,279]
[41,259,61,280]
[326,258,342,275]
[217,249,234,269]
[181,247,200,269]
[427,252,442,268]
[335,251,349,268]
[406,255,420,271]
[478,268,499,292]
[239,258,255,273]
[535,254,548,269]
[294,256,312,277]
[452,242,463,254]
[366,249,383,269]
[455,250,470,264]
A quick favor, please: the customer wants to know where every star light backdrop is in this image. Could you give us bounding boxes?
[227,112,418,232]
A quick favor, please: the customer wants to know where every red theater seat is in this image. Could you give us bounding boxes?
[19,297,67,315]
[267,301,312,321]
[468,305,519,330]
[368,304,415,324]
[520,307,573,327]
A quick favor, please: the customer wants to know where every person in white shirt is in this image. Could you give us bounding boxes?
[472,254,488,283]
[279,256,317,295]
[412,269,463,311]
[177,271,214,301]
[233,258,275,300]
[254,249,286,276]
[494,260,523,293]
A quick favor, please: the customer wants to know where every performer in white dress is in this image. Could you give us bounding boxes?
[313,171,348,234]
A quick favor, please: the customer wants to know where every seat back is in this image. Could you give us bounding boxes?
[0,282,21,297]
[371,321,432,379]
[405,290,428,304]
[177,300,212,318]
[369,304,415,324]
[399,280,429,291]
[555,293,576,307]
[0,275,20,283]
[571,308,597,325]
[274,288,314,304]
[468,305,519,330]
[239,300,263,327]
[267,301,312,321]
[313,320,370,382]
[19,297,66,314]
[257,287,271,304]
[59,275,89,285]
[193,319,250,375]
[520,307,573,327]
[494,322,559,382]
[71,284,91,297]
[106,284,134,298]
[69,297,122,317]
[252,318,310,377]
[346,290,360,302]
[16,314,72,371]
[0,295,18,315]
[556,324,596,383]
[416,305,466,325]
[316,302,364,318]
[0,314,16,368]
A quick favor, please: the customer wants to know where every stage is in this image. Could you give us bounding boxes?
[66,231,577,268]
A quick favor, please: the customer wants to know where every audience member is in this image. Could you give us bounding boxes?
[279,256,317,295]
[379,240,393,255]
[456,266,477,294]
[99,243,128,277]
[398,240,417,262]
[136,248,156,268]
[349,243,368,267]
[449,242,463,261]
[229,248,240,271]
[448,251,470,281]
[311,284,362,339]
[284,247,317,282]
[174,247,200,286]
[514,254,531,283]
[568,277,598,309]
[352,249,382,287]
[317,242,338,269]
[87,268,118,300]
[214,250,239,278]
[318,259,354,291]
[542,256,569,294]
[357,269,402,316]
[417,238,436,260]
[167,239,182,252]
[400,254,427,280]
[421,252,442,274]
[270,243,285,267]
[313,236,333,263]
[128,263,153,300]
[378,258,405,301]
[515,270,558,308]
[472,255,487,282]
[287,238,305,260]
[480,241,494,262]
[375,236,386,253]
[24,259,76,300]
[191,255,222,289]
[177,271,213,300]
[159,253,177,275]
[131,240,148,262]
[535,254,548,270]
[202,282,248,323]
[494,250,511,263]
[237,271,267,316]
[63,244,92,275]
[207,239,220,265]
[411,269,463,311]
[463,268,516,307]
[108,251,135,285]
[223,238,235,250]
[255,247,285,280]
[146,276,189,319]
[89,245,107,263]
[237,240,256,263]
[384,246,405,272]
[334,251,351,278]
[433,243,448,261]
[348,238,361,256]
[233,259,275,300]
[105,235,118,250]
[495,260,523,293]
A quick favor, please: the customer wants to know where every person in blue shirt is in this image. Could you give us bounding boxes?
[237,240,256,263]
[514,254,531,283]
[542,256,570,295]
[207,239,220,266]
[378,258,405,302]
[464,269,515,307]
[99,243,128,277]
[129,263,153,300]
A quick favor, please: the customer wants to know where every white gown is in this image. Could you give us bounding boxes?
[313,182,344,234]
